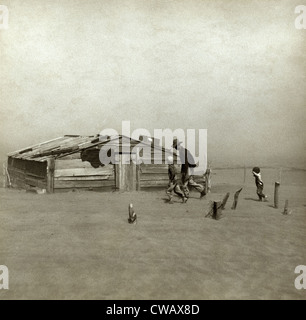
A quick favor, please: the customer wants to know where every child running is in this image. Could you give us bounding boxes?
[166,156,187,204]
[252,167,268,201]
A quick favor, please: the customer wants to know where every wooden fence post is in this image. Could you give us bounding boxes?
[221,192,230,209]
[213,201,222,220]
[128,203,137,224]
[283,200,290,215]
[46,158,55,193]
[231,188,243,210]
[136,165,140,191]
[3,164,9,188]
[205,202,213,218]
[205,168,211,194]
[206,199,226,220]
[136,148,141,191]
[274,182,280,208]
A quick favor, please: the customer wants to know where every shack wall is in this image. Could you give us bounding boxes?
[7,157,47,189]
[139,164,206,189]
[54,157,115,192]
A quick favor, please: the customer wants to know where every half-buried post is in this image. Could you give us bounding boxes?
[274,182,280,209]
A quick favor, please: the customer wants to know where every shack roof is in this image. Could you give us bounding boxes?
[8,135,176,162]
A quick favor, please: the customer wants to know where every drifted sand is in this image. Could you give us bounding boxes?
[0,180,305,300]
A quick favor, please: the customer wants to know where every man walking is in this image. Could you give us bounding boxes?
[172,138,206,199]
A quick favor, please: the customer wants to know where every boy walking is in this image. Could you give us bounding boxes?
[252,167,268,201]
[166,156,187,204]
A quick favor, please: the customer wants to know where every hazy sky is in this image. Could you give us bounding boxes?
[0,0,305,167]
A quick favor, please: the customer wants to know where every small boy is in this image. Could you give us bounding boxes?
[166,156,187,204]
[252,167,268,201]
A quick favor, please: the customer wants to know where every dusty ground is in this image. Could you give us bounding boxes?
[0,170,306,300]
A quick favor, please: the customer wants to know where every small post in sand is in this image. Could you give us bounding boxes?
[274,182,280,208]
[205,202,213,219]
[128,203,137,224]
[3,164,11,188]
[213,201,222,220]
[282,200,291,215]
[231,188,243,210]
[205,193,229,220]
[205,168,211,194]
[205,201,222,220]
[221,192,230,210]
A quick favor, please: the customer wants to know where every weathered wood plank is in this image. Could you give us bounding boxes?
[140,175,169,181]
[141,181,168,187]
[22,137,75,158]
[140,172,203,181]
[141,169,168,174]
[8,137,64,156]
[115,154,137,191]
[54,180,115,189]
[55,159,105,170]
[10,170,46,184]
[8,159,47,177]
[136,165,141,191]
[10,177,26,189]
[10,175,25,183]
[47,158,55,193]
[24,172,46,179]
[140,172,168,176]
[57,153,81,160]
[25,177,47,189]
[141,164,169,168]
[54,186,114,193]
[140,164,180,173]
[54,175,114,181]
[8,159,26,170]
[54,167,114,177]
[7,168,25,179]
[25,160,47,177]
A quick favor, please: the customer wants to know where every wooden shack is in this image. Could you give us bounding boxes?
[5,135,206,193]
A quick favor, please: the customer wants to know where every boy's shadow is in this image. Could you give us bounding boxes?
[162,197,170,203]
[245,197,272,206]
[244,197,260,202]
[162,196,188,204]
[162,197,169,203]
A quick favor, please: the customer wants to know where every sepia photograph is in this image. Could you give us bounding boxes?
[0,0,305,302]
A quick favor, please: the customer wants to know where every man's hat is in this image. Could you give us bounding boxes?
[172,138,182,148]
